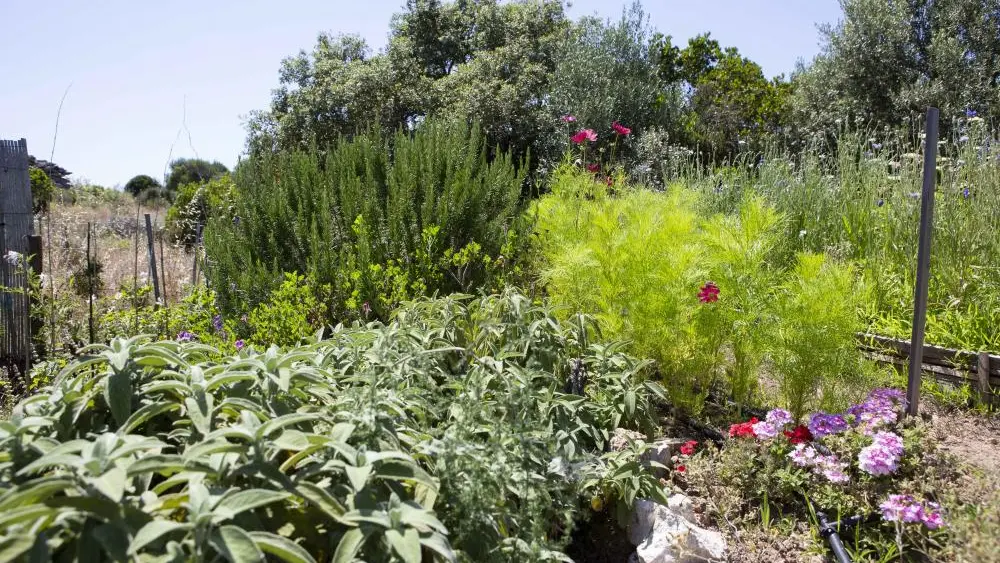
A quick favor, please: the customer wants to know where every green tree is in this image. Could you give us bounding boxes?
[164,158,229,192]
[123,174,162,197]
[165,174,235,246]
[793,0,1000,129]
[546,2,685,168]
[29,167,55,214]
[247,0,568,168]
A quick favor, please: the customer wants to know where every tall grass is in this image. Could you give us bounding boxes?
[684,119,1000,352]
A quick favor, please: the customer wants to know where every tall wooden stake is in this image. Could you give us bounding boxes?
[906,107,939,416]
[144,214,161,306]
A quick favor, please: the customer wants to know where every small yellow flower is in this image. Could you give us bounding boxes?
[590,495,604,512]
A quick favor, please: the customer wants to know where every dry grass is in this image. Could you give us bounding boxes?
[42,198,194,303]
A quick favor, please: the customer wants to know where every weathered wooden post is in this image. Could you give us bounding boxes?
[144,214,161,306]
[977,352,992,407]
[906,107,940,417]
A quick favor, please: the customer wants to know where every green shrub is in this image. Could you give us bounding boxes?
[29,166,55,214]
[165,174,235,246]
[247,272,328,347]
[773,252,870,418]
[0,290,663,562]
[534,165,720,413]
[205,118,531,324]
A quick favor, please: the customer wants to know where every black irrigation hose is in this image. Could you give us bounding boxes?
[816,511,881,563]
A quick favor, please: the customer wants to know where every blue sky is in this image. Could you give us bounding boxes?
[1,0,842,188]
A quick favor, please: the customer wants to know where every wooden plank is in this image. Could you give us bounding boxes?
[857,333,1000,376]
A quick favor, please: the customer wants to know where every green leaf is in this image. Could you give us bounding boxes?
[248,532,317,563]
[120,402,180,434]
[342,509,391,528]
[624,389,636,417]
[0,504,58,529]
[0,534,36,562]
[397,502,448,534]
[294,482,349,525]
[256,413,320,440]
[419,532,456,562]
[385,528,421,563]
[91,466,127,503]
[45,495,121,522]
[214,489,291,518]
[105,366,133,427]
[331,528,364,563]
[210,525,264,563]
[15,453,83,476]
[0,477,77,510]
[127,454,186,477]
[93,521,130,562]
[373,460,438,490]
[344,464,372,493]
[184,395,214,436]
[129,520,192,554]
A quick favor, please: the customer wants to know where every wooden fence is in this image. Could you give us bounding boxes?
[0,139,35,388]
[857,333,1000,405]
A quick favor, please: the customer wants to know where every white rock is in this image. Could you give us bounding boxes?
[628,498,727,563]
[640,438,685,476]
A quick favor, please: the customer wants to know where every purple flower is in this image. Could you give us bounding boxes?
[881,495,945,529]
[789,444,819,467]
[962,187,971,199]
[872,142,883,150]
[872,431,904,456]
[213,315,224,332]
[960,135,970,143]
[921,503,945,529]
[807,412,848,438]
[561,114,577,123]
[177,331,194,342]
[817,454,850,483]
[880,494,914,521]
[765,408,793,429]
[858,431,904,476]
[752,421,778,440]
[235,339,245,351]
[877,198,884,207]
[966,108,978,118]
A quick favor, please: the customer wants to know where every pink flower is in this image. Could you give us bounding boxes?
[562,114,577,123]
[612,121,631,136]
[571,129,597,144]
[679,440,698,456]
[586,163,600,173]
[698,282,720,303]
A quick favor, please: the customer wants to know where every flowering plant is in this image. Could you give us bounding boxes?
[699,388,949,558]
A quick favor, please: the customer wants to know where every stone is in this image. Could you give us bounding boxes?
[610,427,647,451]
[641,438,686,477]
[628,497,727,563]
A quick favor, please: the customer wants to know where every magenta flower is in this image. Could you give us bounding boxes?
[858,431,903,476]
[789,444,819,467]
[586,163,600,173]
[562,114,577,123]
[880,495,945,529]
[612,121,631,136]
[571,129,598,144]
[698,282,720,303]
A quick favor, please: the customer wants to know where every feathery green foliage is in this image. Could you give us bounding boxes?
[205,119,531,325]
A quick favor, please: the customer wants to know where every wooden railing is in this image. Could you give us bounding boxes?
[857,333,1000,405]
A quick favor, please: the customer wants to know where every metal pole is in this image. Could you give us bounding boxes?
[906,107,939,417]
[87,223,94,344]
[145,214,162,306]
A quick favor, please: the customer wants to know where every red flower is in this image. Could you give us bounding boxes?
[680,440,698,456]
[783,425,813,444]
[728,417,759,438]
[571,129,598,144]
[586,163,600,173]
[605,175,614,186]
[612,121,631,136]
[676,465,686,473]
[698,281,720,303]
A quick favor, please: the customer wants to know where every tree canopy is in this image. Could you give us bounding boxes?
[124,174,162,197]
[793,0,1000,129]
[165,158,229,192]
